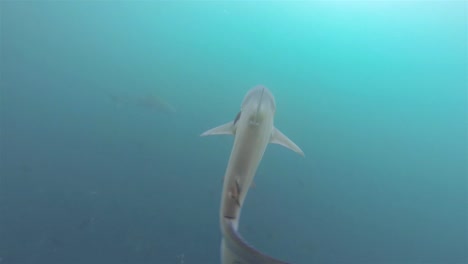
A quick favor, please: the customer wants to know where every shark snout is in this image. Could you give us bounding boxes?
[240,85,277,126]
[255,86,266,120]
[248,87,275,126]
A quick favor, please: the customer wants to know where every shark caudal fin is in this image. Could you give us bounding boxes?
[221,218,290,264]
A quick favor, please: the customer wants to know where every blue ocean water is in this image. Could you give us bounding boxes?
[0,1,467,264]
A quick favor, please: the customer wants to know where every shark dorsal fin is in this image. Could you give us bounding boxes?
[270,127,305,156]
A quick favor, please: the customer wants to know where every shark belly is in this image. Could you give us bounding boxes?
[220,121,270,226]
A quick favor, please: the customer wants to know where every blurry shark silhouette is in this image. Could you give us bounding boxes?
[108,93,176,114]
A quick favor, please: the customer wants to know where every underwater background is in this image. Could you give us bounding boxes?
[0,1,467,264]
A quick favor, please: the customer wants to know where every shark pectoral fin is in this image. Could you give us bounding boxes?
[200,122,235,136]
[270,127,305,156]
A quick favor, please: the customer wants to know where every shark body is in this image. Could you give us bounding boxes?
[201,85,304,264]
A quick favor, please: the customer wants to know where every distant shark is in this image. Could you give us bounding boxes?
[201,85,304,264]
[108,93,176,114]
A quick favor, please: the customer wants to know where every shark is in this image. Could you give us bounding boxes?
[108,93,176,114]
[201,85,304,264]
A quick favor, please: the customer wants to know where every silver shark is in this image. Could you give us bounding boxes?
[201,85,304,264]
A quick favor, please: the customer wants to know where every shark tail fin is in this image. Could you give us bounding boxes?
[270,127,305,156]
[200,122,235,136]
[222,218,290,264]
